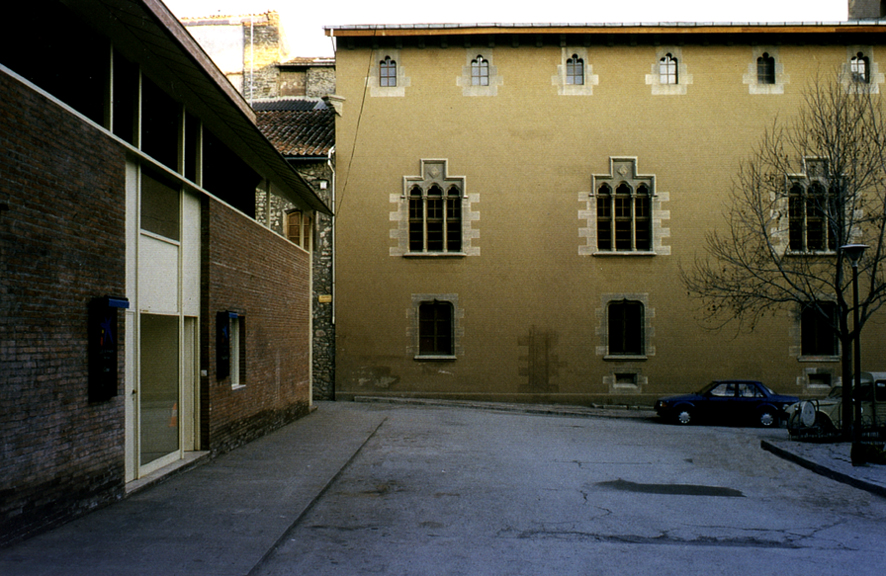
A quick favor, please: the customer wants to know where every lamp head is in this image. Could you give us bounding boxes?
[841,243,869,265]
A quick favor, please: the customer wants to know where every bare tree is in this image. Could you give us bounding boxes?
[682,75,886,438]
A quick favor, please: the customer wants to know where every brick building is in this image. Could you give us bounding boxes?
[180,11,339,400]
[327,3,886,405]
[0,0,330,545]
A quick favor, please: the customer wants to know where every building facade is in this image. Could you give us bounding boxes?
[327,12,886,405]
[0,0,329,545]
[181,12,338,399]
[255,99,338,399]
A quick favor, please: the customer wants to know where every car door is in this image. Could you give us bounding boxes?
[705,382,737,422]
[734,382,765,423]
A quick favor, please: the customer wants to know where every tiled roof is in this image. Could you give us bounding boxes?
[252,98,327,112]
[255,107,335,158]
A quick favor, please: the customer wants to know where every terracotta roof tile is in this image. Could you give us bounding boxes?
[256,108,335,157]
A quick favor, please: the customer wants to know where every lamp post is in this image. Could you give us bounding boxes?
[842,243,868,457]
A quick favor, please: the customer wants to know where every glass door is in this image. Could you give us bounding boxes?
[139,314,180,470]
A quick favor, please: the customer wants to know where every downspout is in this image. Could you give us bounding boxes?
[328,146,336,327]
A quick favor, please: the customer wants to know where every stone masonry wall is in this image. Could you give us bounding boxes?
[0,70,127,545]
[306,67,336,98]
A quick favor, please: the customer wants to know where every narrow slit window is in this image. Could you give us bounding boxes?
[597,183,613,251]
[566,55,584,85]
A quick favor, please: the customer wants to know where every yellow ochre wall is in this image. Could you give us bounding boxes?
[332,31,886,405]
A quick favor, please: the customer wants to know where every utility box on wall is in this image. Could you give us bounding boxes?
[88,296,129,402]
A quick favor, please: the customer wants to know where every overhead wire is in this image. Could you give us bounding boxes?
[335,30,377,218]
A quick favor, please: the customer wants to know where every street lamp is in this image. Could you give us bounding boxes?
[842,243,868,460]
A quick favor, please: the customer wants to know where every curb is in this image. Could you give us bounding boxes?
[761,440,886,499]
[353,396,657,419]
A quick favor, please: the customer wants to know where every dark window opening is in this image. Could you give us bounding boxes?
[1,1,109,126]
[113,51,139,145]
[597,183,613,251]
[141,76,181,172]
[408,184,462,253]
[757,53,776,84]
[598,181,651,252]
[609,300,644,356]
[419,301,453,356]
[801,302,839,357]
[202,128,260,217]
[141,171,181,241]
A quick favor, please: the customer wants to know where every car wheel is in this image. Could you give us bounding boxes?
[758,408,777,428]
[675,407,693,425]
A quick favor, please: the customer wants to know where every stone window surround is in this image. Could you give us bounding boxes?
[841,45,884,93]
[391,159,479,257]
[458,49,503,96]
[552,47,599,96]
[743,46,790,95]
[646,47,692,95]
[604,369,649,395]
[580,157,671,257]
[596,293,655,361]
[368,48,410,97]
[407,293,464,360]
[797,366,836,394]
[777,157,860,256]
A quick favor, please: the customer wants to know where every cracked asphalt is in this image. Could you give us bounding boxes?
[2,401,883,575]
[253,403,886,576]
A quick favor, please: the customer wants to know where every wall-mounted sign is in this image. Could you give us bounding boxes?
[88,296,129,402]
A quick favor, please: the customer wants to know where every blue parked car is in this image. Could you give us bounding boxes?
[655,380,799,427]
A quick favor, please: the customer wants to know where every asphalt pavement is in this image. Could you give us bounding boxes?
[0,398,883,575]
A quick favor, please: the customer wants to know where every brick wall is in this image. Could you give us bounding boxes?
[0,70,127,545]
[200,198,312,454]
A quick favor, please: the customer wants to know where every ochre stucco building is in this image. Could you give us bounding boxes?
[327,5,886,405]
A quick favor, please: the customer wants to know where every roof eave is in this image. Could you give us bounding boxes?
[325,21,886,37]
[73,0,331,215]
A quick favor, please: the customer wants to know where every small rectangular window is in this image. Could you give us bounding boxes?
[609,300,644,356]
[419,301,453,356]
[801,303,838,357]
[230,316,245,387]
[286,210,313,251]
[217,311,246,385]
[141,172,180,241]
